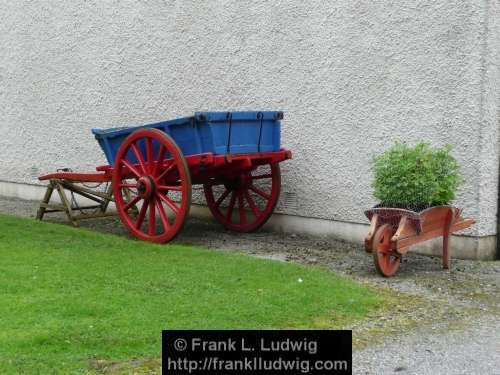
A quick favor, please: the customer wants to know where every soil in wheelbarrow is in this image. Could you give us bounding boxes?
[2,196,500,353]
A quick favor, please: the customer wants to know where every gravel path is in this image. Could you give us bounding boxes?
[354,316,500,375]
[1,195,499,374]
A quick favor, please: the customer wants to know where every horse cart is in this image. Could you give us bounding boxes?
[364,206,475,277]
[37,111,291,243]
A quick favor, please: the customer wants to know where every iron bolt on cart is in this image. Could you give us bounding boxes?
[38,111,292,243]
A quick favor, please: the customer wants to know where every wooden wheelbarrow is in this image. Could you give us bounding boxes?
[364,206,475,277]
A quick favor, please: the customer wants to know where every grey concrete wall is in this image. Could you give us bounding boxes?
[0,1,499,237]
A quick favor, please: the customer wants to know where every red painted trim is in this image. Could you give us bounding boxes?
[38,171,112,182]
[93,149,291,185]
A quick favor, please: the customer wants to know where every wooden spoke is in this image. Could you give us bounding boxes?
[122,160,142,179]
[131,143,148,174]
[152,145,166,177]
[155,197,171,230]
[238,191,246,225]
[157,193,180,215]
[245,190,261,217]
[226,191,237,221]
[135,201,148,230]
[148,198,156,236]
[156,162,176,181]
[146,138,154,173]
[215,189,230,208]
[123,196,141,212]
[249,185,271,200]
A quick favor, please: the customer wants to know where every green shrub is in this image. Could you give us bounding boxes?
[371,142,461,209]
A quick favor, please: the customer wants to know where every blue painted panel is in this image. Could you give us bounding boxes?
[92,111,282,165]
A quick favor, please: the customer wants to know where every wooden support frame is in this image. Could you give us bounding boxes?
[37,179,119,226]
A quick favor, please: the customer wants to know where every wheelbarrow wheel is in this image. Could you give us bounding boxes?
[112,128,191,243]
[372,224,401,277]
[203,163,281,232]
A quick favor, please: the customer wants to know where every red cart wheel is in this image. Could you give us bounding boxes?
[203,163,281,232]
[372,224,401,277]
[112,128,191,243]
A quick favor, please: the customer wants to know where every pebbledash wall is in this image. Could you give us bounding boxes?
[0,1,499,259]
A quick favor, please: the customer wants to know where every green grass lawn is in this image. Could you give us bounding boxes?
[0,214,384,373]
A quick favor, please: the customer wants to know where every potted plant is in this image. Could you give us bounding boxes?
[364,142,474,277]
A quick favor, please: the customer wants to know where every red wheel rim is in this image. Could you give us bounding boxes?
[112,128,191,243]
[204,163,281,232]
[372,224,401,277]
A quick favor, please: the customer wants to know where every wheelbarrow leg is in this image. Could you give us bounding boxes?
[442,209,454,269]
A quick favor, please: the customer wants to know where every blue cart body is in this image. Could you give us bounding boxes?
[92,111,282,166]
